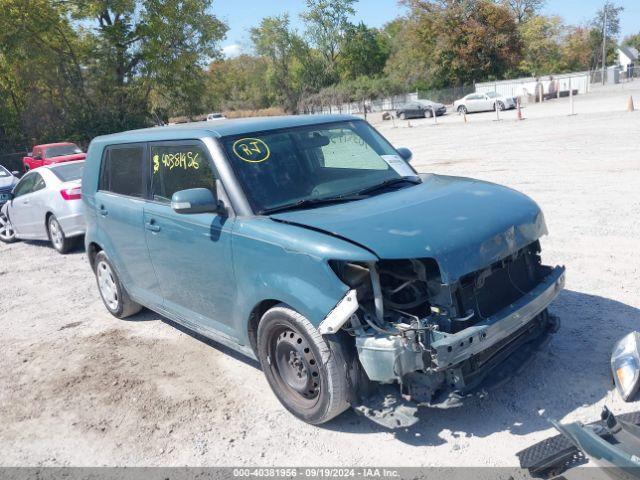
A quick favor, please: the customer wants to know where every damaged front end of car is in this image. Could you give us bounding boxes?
[321,240,565,411]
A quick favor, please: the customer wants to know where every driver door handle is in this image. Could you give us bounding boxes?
[145,220,161,232]
[98,205,108,216]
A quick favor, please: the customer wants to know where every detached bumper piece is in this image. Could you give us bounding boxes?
[517,407,640,478]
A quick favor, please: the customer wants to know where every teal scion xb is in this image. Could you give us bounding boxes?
[83,115,565,424]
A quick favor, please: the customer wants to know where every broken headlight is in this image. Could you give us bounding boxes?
[611,331,640,402]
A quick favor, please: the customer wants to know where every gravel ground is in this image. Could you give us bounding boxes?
[1,81,639,467]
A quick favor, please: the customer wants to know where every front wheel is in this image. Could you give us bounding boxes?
[496,101,506,111]
[398,112,406,120]
[0,213,16,243]
[257,305,352,424]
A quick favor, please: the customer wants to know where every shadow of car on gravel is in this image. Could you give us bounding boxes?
[118,288,639,445]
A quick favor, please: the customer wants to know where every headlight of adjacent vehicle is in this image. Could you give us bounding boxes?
[611,331,640,401]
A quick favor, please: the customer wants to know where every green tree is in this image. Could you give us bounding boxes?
[0,0,89,150]
[250,14,307,112]
[338,23,390,80]
[499,0,545,23]
[623,33,640,52]
[70,0,227,125]
[301,0,357,82]
[386,0,522,89]
[207,55,272,111]
[518,15,563,75]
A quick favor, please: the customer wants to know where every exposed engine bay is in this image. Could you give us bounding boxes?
[328,241,565,404]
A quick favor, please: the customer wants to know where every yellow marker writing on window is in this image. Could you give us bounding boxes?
[232,138,270,163]
[153,154,159,174]
[156,151,200,171]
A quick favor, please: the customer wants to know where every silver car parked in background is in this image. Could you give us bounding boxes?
[454,91,516,114]
[0,161,85,253]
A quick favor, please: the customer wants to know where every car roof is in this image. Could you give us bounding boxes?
[46,160,85,170]
[90,114,360,145]
[35,142,77,148]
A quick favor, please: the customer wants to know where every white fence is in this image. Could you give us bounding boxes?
[475,72,591,99]
[312,92,418,115]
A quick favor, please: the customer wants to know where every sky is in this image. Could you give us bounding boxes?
[215,0,640,58]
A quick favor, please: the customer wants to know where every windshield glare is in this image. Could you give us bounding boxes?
[0,166,9,177]
[45,144,83,158]
[221,121,416,213]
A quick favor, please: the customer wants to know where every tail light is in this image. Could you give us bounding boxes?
[60,186,82,200]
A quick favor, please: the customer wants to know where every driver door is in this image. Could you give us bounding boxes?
[7,173,38,237]
[143,140,238,339]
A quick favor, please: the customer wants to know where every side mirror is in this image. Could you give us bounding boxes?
[396,147,413,163]
[171,187,222,214]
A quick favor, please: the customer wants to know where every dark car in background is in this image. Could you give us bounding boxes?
[395,101,446,120]
[0,165,20,207]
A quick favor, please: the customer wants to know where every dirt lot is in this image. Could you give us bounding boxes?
[1,81,640,467]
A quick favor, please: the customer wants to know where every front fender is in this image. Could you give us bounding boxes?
[231,217,377,345]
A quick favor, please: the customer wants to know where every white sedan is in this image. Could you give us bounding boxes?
[453,91,516,114]
[0,161,85,253]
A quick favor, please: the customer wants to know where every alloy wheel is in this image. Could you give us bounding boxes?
[49,217,64,250]
[96,260,119,311]
[0,214,15,241]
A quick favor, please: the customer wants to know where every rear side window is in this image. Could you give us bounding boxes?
[149,143,216,203]
[51,162,84,182]
[99,145,145,198]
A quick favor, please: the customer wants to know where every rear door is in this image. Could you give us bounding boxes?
[465,94,484,112]
[143,140,237,338]
[94,144,161,306]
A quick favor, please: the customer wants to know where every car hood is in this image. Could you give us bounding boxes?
[270,174,547,282]
[0,176,16,190]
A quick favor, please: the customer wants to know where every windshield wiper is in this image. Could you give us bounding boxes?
[356,177,421,196]
[261,194,367,215]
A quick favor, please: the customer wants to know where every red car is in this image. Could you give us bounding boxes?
[23,142,86,172]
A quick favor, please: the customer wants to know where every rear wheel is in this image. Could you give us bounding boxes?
[257,305,352,424]
[398,112,406,120]
[0,213,16,243]
[94,251,142,318]
[457,105,467,115]
[47,214,75,254]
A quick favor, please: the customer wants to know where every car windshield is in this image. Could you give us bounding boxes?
[45,144,82,158]
[220,120,418,214]
[50,162,84,182]
[486,92,498,98]
[0,166,10,177]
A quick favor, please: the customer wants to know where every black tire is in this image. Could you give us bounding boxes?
[0,212,17,243]
[257,304,352,424]
[398,112,406,120]
[93,250,142,318]
[457,105,467,115]
[47,214,74,254]
[496,101,506,111]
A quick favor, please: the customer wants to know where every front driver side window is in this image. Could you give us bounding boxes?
[150,143,216,204]
[12,174,36,198]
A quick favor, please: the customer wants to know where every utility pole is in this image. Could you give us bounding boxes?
[602,4,607,85]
